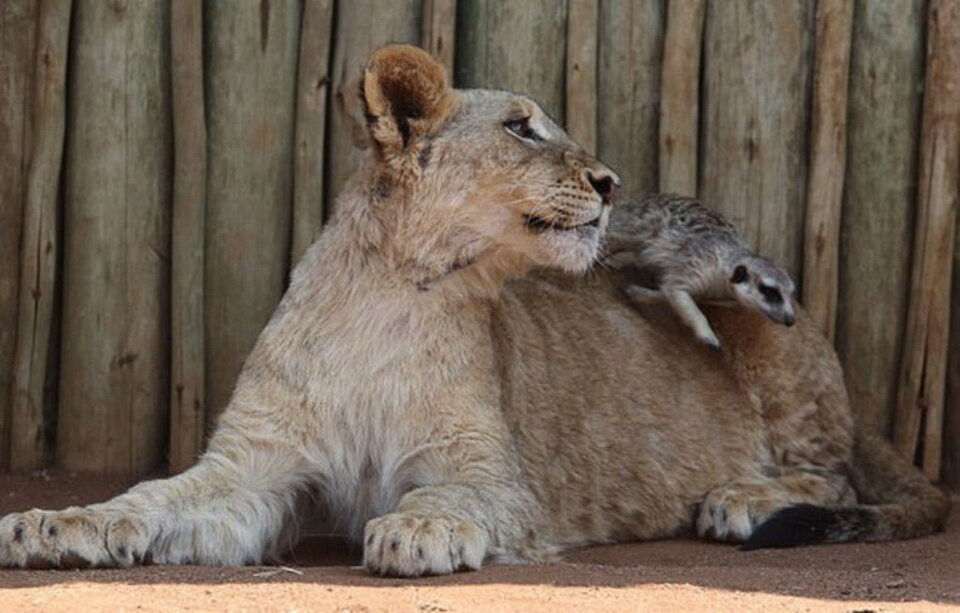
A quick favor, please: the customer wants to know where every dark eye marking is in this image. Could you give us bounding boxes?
[730,265,748,284]
[759,284,783,304]
[504,117,541,142]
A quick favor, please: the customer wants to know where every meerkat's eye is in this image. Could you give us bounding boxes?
[730,265,748,284]
[504,117,541,142]
[759,284,783,304]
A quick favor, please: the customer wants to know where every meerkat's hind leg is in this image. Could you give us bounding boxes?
[661,288,723,351]
[623,284,666,303]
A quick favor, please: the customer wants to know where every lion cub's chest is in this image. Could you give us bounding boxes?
[294,294,493,537]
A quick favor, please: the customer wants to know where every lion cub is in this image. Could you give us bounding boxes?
[607,194,796,350]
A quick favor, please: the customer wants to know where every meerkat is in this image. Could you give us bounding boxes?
[606,193,796,350]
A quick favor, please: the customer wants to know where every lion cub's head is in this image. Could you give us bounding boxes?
[350,44,620,281]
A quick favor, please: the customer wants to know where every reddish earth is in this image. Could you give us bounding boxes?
[0,472,957,612]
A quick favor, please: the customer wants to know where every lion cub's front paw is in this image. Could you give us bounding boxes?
[0,508,150,569]
[697,486,783,543]
[363,513,487,577]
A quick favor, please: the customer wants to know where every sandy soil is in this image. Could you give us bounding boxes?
[0,472,957,612]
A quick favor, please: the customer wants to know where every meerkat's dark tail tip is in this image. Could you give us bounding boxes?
[740,504,874,551]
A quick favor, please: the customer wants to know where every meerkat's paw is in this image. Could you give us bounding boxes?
[363,512,487,577]
[0,507,151,569]
[696,329,723,352]
[697,485,786,543]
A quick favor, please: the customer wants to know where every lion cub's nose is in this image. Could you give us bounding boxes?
[586,170,619,204]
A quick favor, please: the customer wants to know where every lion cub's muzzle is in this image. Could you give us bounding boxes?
[524,155,619,234]
[524,213,602,233]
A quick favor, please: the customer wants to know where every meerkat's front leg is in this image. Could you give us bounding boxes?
[624,285,723,350]
[661,288,723,350]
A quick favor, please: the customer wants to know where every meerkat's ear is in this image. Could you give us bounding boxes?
[360,44,457,158]
[731,265,748,284]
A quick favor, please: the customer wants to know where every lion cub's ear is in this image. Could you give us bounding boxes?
[361,44,457,158]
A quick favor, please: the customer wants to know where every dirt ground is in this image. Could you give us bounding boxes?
[0,473,957,612]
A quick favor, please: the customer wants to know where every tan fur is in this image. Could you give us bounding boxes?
[0,45,947,575]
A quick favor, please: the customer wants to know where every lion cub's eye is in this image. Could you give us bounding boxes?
[504,117,541,142]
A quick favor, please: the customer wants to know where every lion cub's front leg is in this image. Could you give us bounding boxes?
[363,483,531,577]
[361,421,539,576]
[0,505,150,569]
[363,493,488,576]
[0,420,309,569]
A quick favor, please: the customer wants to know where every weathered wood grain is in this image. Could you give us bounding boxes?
[291,0,334,266]
[835,0,925,435]
[0,0,37,469]
[57,0,171,474]
[597,0,665,199]
[802,0,853,342]
[169,0,207,474]
[946,213,960,490]
[205,1,300,425]
[9,0,63,473]
[422,0,456,75]
[565,0,597,153]
[658,0,704,197]
[455,0,568,120]
[700,0,814,278]
[327,0,421,208]
[893,0,959,480]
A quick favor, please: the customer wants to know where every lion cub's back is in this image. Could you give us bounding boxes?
[491,272,769,545]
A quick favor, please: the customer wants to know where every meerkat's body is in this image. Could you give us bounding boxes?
[607,194,796,350]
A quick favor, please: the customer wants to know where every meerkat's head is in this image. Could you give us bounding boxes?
[729,255,796,326]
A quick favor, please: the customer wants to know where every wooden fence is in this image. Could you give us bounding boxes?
[0,0,958,489]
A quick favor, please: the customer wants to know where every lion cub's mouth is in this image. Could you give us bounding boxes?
[524,213,602,233]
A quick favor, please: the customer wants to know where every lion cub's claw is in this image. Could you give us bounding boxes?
[363,513,487,577]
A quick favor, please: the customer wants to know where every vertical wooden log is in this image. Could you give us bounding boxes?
[565,0,597,153]
[700,0,814,278]
[58,0,171,474]
[9,0,65,472]
[917,0,960,484]
[836,0,925,435]
[291,0,334,266]
[946,218,960,490]
[455,0,567,118]
[169,0,207,473]
[422,0,456,75]
[596,0,665,199]
[893,0,960,480]
[658,0,704,196]
[327,0,421,208]
[802,0,853,341]
[0,0,37,470]
[205,1,300,424]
